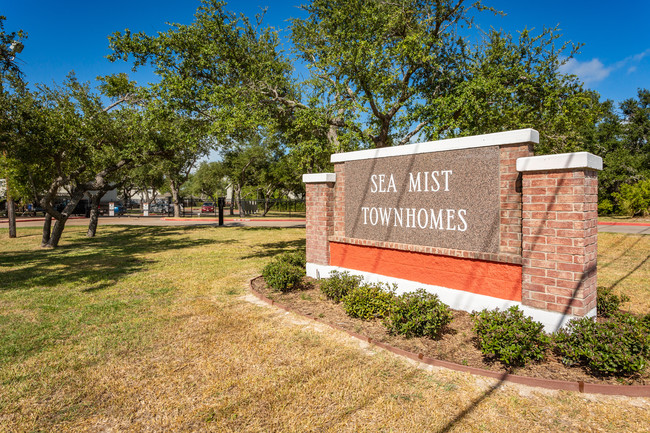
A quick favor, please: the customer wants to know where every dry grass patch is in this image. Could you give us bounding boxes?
[0,226,649,432]
[598,233,650,315]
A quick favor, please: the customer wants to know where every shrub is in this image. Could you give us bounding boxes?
[598,198,614,215]
[386,289,453,339]
[613,179,650,216]
[262,260,304,292]
[320,271,363,303]
[554,313,650,375]
[642,314,650,333]
[472,306,550,367]
[597,286,630,318]
[277,251,306,269]
[343,283,395,320]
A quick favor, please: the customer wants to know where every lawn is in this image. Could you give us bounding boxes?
[0,226,648,432]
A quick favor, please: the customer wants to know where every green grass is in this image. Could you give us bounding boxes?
[0,226,648,432]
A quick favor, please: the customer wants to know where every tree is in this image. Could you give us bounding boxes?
[1,16,27,238]
[108,0,295,146]
[145,109,211,217]
[591,89,650,209]
[4,73,164,247]
[221,134,267,216]
[440,28,600,154]
[120,163,166,210]
[187,161,228,203]
[291,0,494,149]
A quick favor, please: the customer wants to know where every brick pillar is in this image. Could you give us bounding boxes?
[303,173,336,266]
[517,153,602,319]
[499,143,533,256]
[333,163,345,237]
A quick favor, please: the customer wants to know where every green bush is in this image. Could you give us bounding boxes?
[613,179,650,216]
[386,289,453,339]
[343,283,395,320]
[320,271,363,303]
[598,198,614,215]
[597,286,630,318]
[554,313,650,375]
[642,314,650,333]
[262,260,304,292]
[277,251,306,269]
[472,306,550,367]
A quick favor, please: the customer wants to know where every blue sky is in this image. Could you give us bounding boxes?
[3,0,649,105]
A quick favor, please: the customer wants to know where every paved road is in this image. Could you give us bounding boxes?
[3,217,649,233]
[0,216,306,229]
[598,223,650,235]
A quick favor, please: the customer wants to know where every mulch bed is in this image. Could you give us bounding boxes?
[251,276,650,386]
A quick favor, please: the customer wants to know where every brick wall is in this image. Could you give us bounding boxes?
[305,181,335,266]
[521,169,599,316]
[499,143,533,256]
[333,163,345,237]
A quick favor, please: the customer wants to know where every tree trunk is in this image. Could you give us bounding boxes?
[235,185,243,217]
[42,195,82,249]
[7,197,16,238]
[86,191,106,237]
[41,213,52,246]
[169,179,181,217]
[44,217,68,248]
[142,189,151,213]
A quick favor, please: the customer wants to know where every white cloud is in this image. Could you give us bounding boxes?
[632,48,650,62]
[559,58,612,84]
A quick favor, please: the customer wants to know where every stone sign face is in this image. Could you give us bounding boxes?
[344,146,501,253]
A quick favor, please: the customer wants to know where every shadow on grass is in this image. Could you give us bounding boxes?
[0,225,237,293]
[241,237,306,260]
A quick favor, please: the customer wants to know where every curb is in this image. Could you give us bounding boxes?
[162,218,306,222]
[249,277,650,397]
[598,221,650,227]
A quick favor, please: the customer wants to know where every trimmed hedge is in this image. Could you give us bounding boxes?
[320,271,363,303]
[343,283,395,320]
[262,252,305,292]
[386,289,452,339]
[554,313,650,375]
[472,306,550,367]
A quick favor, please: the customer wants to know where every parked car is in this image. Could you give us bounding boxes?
[201,202,215,213]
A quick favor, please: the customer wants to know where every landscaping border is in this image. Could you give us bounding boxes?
[249,277,650,397]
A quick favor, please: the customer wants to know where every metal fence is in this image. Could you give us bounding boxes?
[178,198,305,217]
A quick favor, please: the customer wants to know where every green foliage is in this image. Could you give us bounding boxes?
[554,314,650,375]
[642,314,650,333]
[320,271,363,303]
[448,28,598,155]
[277,251,306,269]
[262,258,304,293]
[472,306,550,367]
[597,286,630,318]
[612,179,650,216]
[386,289,453,339]
[292,0,495,148]
[597,198,614,215]
[342,283,395,321]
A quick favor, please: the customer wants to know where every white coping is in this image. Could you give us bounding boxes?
[517,152,603,172]
[302,173,336,183]
[330,128,539,163]
[307,262,596,332]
